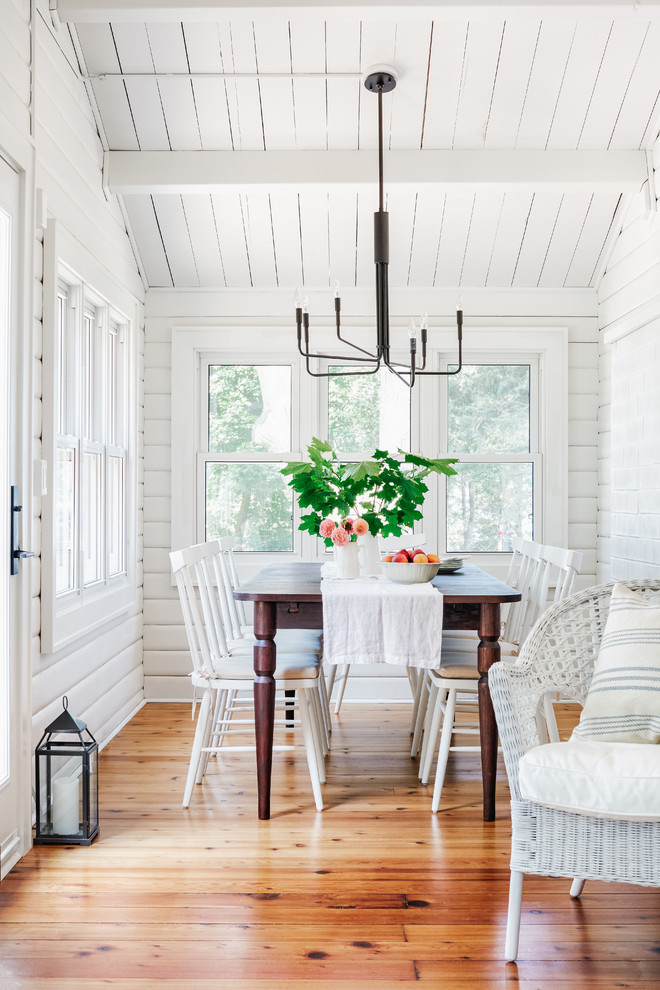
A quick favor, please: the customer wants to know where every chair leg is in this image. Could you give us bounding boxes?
[505,870,524,962]
[431,687,457,812]
[407,667,421,732]
[309,688,327,783]
[183,689,212,808]
[333,663,350,714]
[197,688,224,782]
[325,664,337,699]
[411,671,431,758]
[419,682,443,784]
[543,692,560,743]
[310,685,329,765]
[298,690,324,811]
[317,670,332,744]
[570,878,585,898]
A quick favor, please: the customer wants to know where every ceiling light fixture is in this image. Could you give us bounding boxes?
[295,65,463,388]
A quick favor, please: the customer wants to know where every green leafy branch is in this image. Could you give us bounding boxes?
[281,438,458,544]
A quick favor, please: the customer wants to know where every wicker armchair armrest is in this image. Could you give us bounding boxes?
[489,658,546,801]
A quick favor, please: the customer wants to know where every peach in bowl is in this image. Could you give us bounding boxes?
[379,560,441,584]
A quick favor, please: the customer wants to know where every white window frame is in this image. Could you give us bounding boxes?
[171,324,567,571]
[42,222,139,653]
[419,326,568,567]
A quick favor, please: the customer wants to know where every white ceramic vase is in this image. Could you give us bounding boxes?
[357,532,382,576]
[335,542,361,579]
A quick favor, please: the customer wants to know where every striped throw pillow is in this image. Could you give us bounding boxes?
[573,583,660,744]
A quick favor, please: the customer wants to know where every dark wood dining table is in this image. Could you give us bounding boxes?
[235,562,521,821]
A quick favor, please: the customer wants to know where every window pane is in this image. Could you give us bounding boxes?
[83,312,94,441]
[205,463,293,551]
[446,462,533,553]
[55,447,76,595]
[56,292,66,435]
[447,365,530,454]
[83,451,103,585]
[328,366,410,452]
[108,455,124,577]
[208,366,291,453]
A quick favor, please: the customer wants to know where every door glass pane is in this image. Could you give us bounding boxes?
[83,451,103,585]
[0,201,9,783]
[108,455,124,577]
[55,447,76,594]
[208,365,291,453]
[328,365,410,452]
[205,462,293,551]
[447,365,530,453]
[446,462,534,553]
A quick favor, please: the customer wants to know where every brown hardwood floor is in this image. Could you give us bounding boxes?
[1,701,659,989]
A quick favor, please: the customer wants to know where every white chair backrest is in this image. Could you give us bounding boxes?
[170,542,233,678]
[215,536,248,636]
[504,539,545,647]
[537,544,583,606]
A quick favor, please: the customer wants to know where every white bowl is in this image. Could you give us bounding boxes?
[379,561,441,584]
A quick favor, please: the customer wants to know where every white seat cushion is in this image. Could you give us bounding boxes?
[207,652,320,680]
[519,739,660,821]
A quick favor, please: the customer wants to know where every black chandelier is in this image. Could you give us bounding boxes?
[295,65,463,389]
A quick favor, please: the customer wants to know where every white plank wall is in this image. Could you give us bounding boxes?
[597,138,660,582]
[0,0,31,140]
[142,286,599,702]
[27,7,146,747]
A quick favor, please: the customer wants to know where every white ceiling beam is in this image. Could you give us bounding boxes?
[105,149,646,195]
[55,0,660,23]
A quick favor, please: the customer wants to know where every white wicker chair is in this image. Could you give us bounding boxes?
[488,579,660,962]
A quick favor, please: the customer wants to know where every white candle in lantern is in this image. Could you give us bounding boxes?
[52,776,79,834]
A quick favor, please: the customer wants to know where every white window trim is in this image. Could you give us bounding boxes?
[42,221,139,654]
[419,326,568,565]
[171,324,567,570]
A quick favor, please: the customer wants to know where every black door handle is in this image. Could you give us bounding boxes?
[10,485,34,575]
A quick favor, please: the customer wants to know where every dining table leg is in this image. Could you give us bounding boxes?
[252,599,277,820]
[477,602,501,822]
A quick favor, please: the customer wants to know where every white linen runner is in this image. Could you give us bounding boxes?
[322,577,444,669]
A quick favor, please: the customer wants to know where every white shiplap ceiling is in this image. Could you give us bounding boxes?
[61,1,660,290]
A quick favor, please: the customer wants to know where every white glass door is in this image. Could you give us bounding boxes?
[0,154,23,876]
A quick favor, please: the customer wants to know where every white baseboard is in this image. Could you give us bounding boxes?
[1,831,24,881]
[98,699,147,751]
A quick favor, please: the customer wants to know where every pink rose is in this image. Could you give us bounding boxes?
[341,517,354,533]
[331,526,350,546]
[354,518,369,535]
[319,518,336,538]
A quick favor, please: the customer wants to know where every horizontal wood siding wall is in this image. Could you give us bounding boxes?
[597,139,660,582]
[0,0,31,142]
[143,288,599,702]
[29,7,145,747]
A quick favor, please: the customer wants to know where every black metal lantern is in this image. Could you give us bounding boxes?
[34,696,99,845]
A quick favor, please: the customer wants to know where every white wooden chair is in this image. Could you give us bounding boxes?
[213,537,331,747]
[170,542,327,811]
[417,544,583,810]
[489,579,660,962]
[411,538,546,768]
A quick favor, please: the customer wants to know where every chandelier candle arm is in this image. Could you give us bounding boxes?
[294,65,464,387]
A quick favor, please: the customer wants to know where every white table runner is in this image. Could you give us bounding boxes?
[321,576,444,669]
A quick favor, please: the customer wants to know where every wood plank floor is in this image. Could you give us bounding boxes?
[1,701,659,988]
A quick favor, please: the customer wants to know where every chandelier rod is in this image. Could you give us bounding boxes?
[295,65,464,387]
